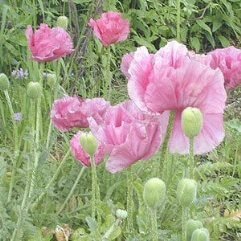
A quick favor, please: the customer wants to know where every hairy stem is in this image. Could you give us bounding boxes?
[127,167,134,232]
[151,209,158,241]
[57,166,85,215]
[177,0,181,42]
[189,138,195,179]
[31,150,70,209]
[182,207,188,241]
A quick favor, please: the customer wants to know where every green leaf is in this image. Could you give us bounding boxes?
[196,20,212,36]
[218,35,230,47]
[190,37,201,52]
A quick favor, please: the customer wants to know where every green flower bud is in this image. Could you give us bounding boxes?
[0,73,10,91]
[177,178,197,207]
[186,219,203,241]
[56,16,69,30]
[27,82,42,99]
[116,209,128,219]
[143,177,166,210]
[191,228,210,241]
[46,73,57,88]
[80,132,98,157]
[181,107,203,139]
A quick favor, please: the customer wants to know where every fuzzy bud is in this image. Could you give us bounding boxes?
[57,16,69,30]
[27,82,42,99]
[0,73,10,91]
[191,228,210,241]
[186,219,203,241]
[116,209,128,220]
[177,178,197,207]
[181,107,203,139]
[46,73,57,88]
[79,132,98,157]
[143,177,166,210]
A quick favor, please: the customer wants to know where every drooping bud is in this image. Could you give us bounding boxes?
[181,107,203,139]
[79,132,98,157]
[0,73,10,91]
[27,82,42,99]
[186,219,203,241]
[46,73,57,88]
[191,228,210,241]
[177,178,197,207]
[143,177,166,210]
[116,209,128,220]
[56,16,69,30]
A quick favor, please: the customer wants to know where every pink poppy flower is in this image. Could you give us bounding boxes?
[89,11,130,47]
[25,24,74,62]
[207,46,241,89]
[89,100,162,173]
[70,131,105,167]
[121,53,134,78]
[127,41,227,154]
[51,97,110,132]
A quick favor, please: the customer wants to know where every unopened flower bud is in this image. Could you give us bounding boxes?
[181,107,203,139]
[0,73,10,91]
[57,16,69,30]
[186,219,203,241]
[177,178,197,207]
[46,73,57,88]
[27,82,42,99]
[191,228,210,241]
[143,177,166,210]
[79,132,98,157]
[116,209,128,219]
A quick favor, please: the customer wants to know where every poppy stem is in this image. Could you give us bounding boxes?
[127,167,134,233]
[91,156,98,220]
[182,207,188,241]
[151,209,158,241]
[57,166,86,215]
[189,138,195,179]
[160,111,175,177]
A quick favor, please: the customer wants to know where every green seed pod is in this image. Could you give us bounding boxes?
[27,82,42,99]
[177,178,197,207]
[116,209,128,220]
[0,73,10,91]
[143,177,166,210]
[191,228,210,241]
[181,107,203,139]
[46,73,57,88]
[186,219,203,241]
[56,16,69,30]
[79,132,98,157]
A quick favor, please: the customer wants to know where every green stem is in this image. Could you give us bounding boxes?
[182,207,188,241]
[57,166,85,215]
[5,90,19,203]
[102,47,111,99]
[151,209,158,241]
[177,0,181,42]
[160,111,175,177]
[31,150,70,209]
[189,138,195,179]
[10,147,31,241]
[127,167,134,232]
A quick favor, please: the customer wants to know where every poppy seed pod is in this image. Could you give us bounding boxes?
[177,178,197,207]
[186,219,203,241]
[27,82,42,99]
[79,132,99,157]
[46,73,57,87]
[181,107,203,139]
[143,177,166,210]
[191,228,210,241]
[0,73,10,91]
[116,209,128,220]
[57,16,69,30]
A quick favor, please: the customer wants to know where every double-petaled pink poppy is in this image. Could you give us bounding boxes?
[51,97,110,132]
[123,41,227,154]
[89,100,162,173]
[26,24,74,62]
[89,11,130,47]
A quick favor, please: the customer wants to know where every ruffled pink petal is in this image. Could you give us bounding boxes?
[121,52,134,78]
